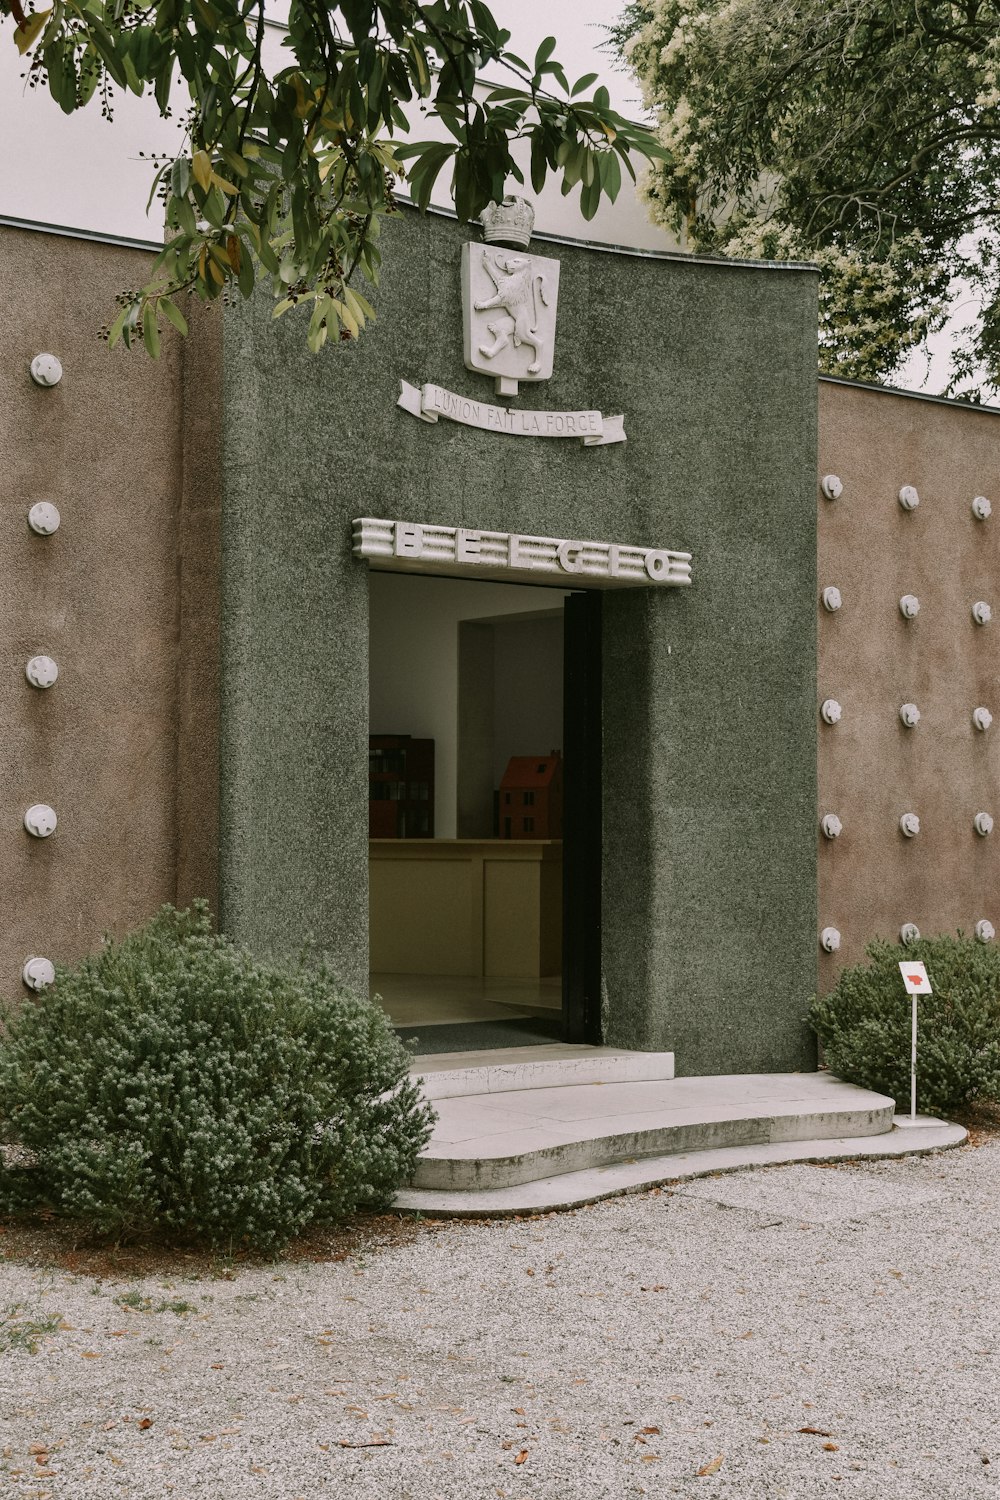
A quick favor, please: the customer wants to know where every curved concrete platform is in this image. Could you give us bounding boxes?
[397,1063,967,1215]
[395,1115,967,1217]
[408,1071,897,1192]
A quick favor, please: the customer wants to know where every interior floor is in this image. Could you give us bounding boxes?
[371,973,562,1027]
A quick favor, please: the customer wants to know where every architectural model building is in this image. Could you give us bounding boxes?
[368,736,435,838]
[499,753,563,839]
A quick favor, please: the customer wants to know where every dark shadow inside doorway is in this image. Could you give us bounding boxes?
[394,1014,563,1055]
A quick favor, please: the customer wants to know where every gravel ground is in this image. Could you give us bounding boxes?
[1,1140,998,1499]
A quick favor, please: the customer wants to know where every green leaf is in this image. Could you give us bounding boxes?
[483,85,530,104]
[615,141,637,184]
[192,150,212,192]
[43,37,67,107]
[145,162,168,215]
[580,172,601,222]
[237,248,255,298]
[221,149,249,179]
[130,24,152,76]
[342,285,368,328]
[603,148,622,203]
[200,186,226,229]
[404,141,455,210]
[78,42,101,103]
[453,150,475,223]
[208,243,231,275]
[153,58,172,113]
[106,305,129,350]
[14,8,50,55]
[332,297,358,338]
[347,287,375,321]
[121,301,140,351]
[170,157,191,198]
[529,132,547,195]
[159,297,188,336]
[122,51,143,96]
[407,36,430,93]
[571,71,598,98]
[533,36,556,73]
[562,141,586,188]
[174,195,198,237]
[255,236,280,275]
[87,19,128,89]
[142,303,161,359]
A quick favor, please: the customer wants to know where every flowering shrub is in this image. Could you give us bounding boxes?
[609,0,999,391]
[0,904,434,1251]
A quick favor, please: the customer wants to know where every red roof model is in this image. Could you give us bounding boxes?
[498,753,563,839]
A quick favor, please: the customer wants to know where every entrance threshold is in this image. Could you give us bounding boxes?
[373,972,563,1052]
[372,973,561,1026]
[411,1043,675,1099]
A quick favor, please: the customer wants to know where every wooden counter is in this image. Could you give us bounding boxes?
[369,839,562,979]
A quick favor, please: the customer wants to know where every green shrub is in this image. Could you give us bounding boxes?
[809,933,1000,1116]
[0,904,434,1251]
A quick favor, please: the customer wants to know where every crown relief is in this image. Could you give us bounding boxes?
[480,194,535,249]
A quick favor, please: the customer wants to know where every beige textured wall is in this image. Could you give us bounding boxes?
[818,379,1000,982]
[0,227,220,998]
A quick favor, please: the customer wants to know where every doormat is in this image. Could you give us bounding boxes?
[395,1015,563,1054]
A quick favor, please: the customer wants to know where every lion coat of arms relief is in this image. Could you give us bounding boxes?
[460,198,560,396]
[398,191,624,444]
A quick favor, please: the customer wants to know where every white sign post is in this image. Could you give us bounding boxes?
[898,961,932,1120]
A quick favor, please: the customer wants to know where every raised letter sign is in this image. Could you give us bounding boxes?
[352,518,692,591]
[556,541,583,573]
[395,522,423,557]
[456,529,482,564]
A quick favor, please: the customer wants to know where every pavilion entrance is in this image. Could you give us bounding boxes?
[367,570,601,1051]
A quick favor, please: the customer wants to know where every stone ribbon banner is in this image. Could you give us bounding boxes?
[397,379,626,446]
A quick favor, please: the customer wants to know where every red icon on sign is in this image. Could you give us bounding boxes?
[906,973,926,986]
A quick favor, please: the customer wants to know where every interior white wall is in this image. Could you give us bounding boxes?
[368,571,567,838]
[492,616,564,785]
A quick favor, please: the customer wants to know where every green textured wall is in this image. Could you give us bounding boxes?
[221,209,818,1073]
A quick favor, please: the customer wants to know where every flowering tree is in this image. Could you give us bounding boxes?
[613,0,1000,395]
[2,0,662,354]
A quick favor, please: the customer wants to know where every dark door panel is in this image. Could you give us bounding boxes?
[562,591,602,1044]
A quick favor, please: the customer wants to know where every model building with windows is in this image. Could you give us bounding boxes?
[369,735,434,838]
[498,752,563,839]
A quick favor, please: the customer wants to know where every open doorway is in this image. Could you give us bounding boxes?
[368,570,591,1051]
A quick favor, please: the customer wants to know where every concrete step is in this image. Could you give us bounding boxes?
[408,1072,898,1193]
[395,1114,968,1217]
[410,1044,675,1101]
